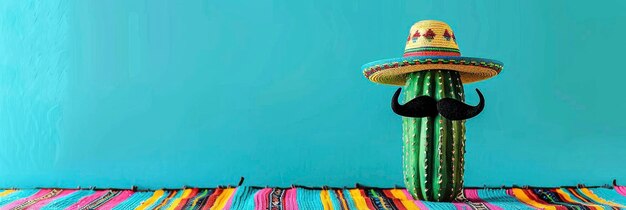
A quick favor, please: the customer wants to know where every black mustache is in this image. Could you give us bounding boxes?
[391,88,485,120]
[391,88,438,118]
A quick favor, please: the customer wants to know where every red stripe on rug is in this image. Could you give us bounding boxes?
[382,190,407,210]
[358,189,376,209]
[174,188,199,210]
[201,188,223,210]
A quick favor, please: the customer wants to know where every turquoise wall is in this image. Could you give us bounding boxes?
[1,0,625,189]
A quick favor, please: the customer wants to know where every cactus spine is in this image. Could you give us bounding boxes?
[402,70,465,201]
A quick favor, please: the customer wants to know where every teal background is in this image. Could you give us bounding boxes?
[1,0,625,189]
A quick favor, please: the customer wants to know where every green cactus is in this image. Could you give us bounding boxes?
[402,70,465,201]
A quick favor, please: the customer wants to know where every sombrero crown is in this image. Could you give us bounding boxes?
[362,20,503,85]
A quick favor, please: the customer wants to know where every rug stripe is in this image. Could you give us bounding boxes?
[347,189,368,209]
[320,189,333,210]
[382,190,405,210]
[511,188,558,210]
[616,186,626,196]
[28,189,75,209]
[387,189,417,210]
[153,190,179,209]
[591,188,626,206]
[569,188,609,209]
[284,188,298,210]
[401,189,428,210]
[175,188,199,210]
[358,189,376,209]
[181,189,210,210]
[297,188,324,209]
[230,187,257,210]
[211,187,235,210]
[111,191,153,210]
[202,188,224,209]
[328,190,343,210]
[252,188,269,210]
[0,190,16,198]
[334,190,346,210]
[164,189,191,209]
[135,189,165,210]
[1,189,50,209]
[41,189,94,209]
[421,200,455,210]
[223,188,238,210]
[555,188,603,209]
[0,186,625,209]
[0,189,40,208]
[464,189,503,210]
[66,189,108,209]
[578,188,624,209]
[13,189,65,209]
[337,189,356,210]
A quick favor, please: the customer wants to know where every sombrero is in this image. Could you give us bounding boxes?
[362,20,503,85]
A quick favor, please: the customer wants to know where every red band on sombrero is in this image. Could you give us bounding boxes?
[403,47,461,57]
[403,51,461,57]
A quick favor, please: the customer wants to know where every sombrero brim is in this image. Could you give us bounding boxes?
[362,56,503,86]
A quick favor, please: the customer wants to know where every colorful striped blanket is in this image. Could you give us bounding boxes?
[1,186,626,209]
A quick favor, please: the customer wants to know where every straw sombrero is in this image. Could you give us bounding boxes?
[362,20,503,85]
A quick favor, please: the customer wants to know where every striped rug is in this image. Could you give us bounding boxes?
[0,186,625,209]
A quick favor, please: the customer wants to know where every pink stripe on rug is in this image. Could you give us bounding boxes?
[223,188,237,210]
[29,190,77,209]
[1,189,49,209]
[66,190,108,210]
[463,189,502,210]
[253,188,271,210]
[506,189,514,196]
[252,189,261,210]
[401,189,428,210]
[285,188,298,210]
[616,186,626,196]
[95,190,134,209]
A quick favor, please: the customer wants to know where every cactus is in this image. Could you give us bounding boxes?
[402,69,465,201]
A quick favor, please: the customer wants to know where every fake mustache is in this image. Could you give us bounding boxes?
[391,88,485,120]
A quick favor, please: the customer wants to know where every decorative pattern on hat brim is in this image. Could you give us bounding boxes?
[362,56,503,86]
